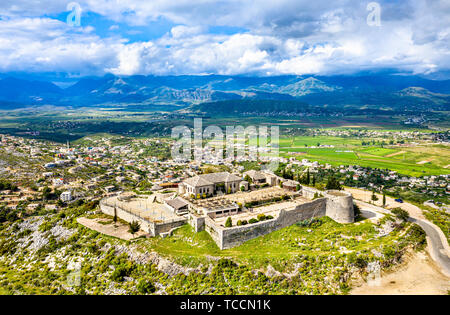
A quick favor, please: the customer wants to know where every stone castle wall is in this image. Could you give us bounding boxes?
[189,214,206,233]
[205,198,327,249]
[201,189,355,249]
[302,186,321,199]
[100,200,187,237]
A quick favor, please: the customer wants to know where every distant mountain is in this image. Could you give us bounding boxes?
[0,77,63,105]
[249,77,341,97]
[0,73,449,110]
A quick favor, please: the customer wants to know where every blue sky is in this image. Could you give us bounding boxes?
[0,0,449,77]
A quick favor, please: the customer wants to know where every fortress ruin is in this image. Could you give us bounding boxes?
[100,171,354,249]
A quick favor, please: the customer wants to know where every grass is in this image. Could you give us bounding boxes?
[358,147,398,156]
[279,141,450,176]
[136,216,405,270]
[279,136,363,148]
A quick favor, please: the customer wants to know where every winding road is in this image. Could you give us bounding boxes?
[410,217,450,277]
[346,187,450,278]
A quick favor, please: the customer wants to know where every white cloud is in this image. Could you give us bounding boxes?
[0,0,448,76]
[171,25,204,38]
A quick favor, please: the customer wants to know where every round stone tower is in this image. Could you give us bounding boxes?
[324,190,354,223]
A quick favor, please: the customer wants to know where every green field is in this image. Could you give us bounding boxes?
[279,136,363,148]
[280,136,450,176]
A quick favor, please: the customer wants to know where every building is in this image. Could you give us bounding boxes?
[243,170,281,186]
[60,191,72,202]
[165,197,189,215]
[244,170,282,186]
[282,180,300,192]
[179,172,242,197]
[243,170,267,184]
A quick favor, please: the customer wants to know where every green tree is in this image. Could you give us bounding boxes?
[128,221,141,234]
[371,190,379,202]
[325,176,341,190]
[42,186,52,200]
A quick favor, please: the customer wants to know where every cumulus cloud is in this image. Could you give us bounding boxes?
[0,0,448,76]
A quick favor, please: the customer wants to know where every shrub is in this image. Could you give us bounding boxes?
[128,221,141,234]
[237,220,242,226]
[217,259,236,268]
[391,208,409,221]
[257,214,266,221]
[249,218,258,224]
[225,217,232,228]
[408,224,427,250]
[137,279,156,294]
[371,191,378,201]
[241,220,248,225]
[110,265,130,282]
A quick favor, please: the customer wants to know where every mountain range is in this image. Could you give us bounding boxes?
[0,73,449,111]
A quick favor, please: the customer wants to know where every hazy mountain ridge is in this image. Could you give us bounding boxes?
[0,74,449,110]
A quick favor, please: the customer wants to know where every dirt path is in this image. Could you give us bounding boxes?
[385,150,406,157]
[77,217,148,241]
[351,251,450,295]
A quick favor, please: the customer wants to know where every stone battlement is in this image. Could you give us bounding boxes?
[196,187,354,249]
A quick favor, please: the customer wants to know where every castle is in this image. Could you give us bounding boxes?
[100,171,354,249]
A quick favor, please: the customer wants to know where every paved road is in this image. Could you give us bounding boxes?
[353,196,450,277]
[409,217,450,277]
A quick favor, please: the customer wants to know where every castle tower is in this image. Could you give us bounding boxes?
[324,190,354,223]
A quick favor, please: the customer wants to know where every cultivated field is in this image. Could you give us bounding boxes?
[280,135,450,176]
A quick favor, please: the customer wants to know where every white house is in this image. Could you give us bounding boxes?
[60,191,72,202]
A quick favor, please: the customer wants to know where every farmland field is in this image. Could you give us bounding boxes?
[280,136,450,177]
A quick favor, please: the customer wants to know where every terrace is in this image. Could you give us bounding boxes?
[103,196,181,223]
[213,197,310,226]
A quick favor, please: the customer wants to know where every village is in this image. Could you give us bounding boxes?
[0,133,448,221]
